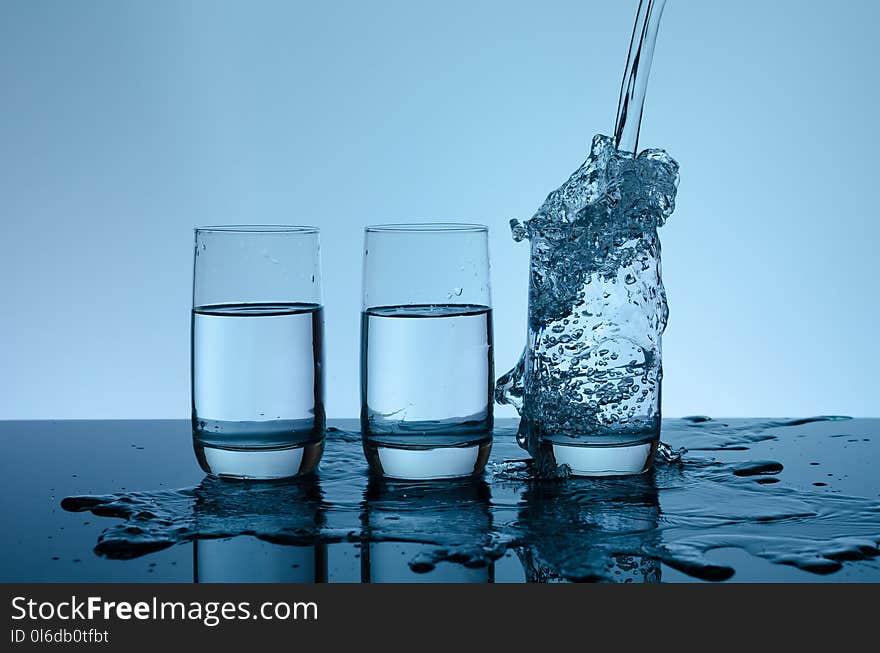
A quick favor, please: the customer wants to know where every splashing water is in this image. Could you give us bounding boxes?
[496,135,679,445]
[495,0,677,471]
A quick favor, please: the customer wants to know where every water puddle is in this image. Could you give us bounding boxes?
[62,417,880,582]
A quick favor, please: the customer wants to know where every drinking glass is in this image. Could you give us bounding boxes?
[360,223,493,479]
[191,225,324,479]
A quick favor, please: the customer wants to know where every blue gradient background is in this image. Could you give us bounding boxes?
[1,0,876,419]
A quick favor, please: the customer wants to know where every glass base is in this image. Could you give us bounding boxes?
[363,439,491,480]
[543,439,658,477]
[193,438,323,480]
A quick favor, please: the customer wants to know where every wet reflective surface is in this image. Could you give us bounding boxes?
[1,418,878,582]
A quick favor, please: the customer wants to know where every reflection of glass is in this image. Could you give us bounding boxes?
[361,478,494,582]
[195,538,327,583]
[361,224,493,479]
[516,475,660,583]
[193,476,326,582]
[191,226,325,479]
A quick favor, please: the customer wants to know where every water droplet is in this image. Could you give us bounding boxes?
[732,460,783,477]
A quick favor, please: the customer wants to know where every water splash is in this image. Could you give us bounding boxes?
[655,440,686,463]
[496,133,679,449]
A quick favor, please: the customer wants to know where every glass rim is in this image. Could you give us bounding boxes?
[364,222,488,234]
[194,225,319,234]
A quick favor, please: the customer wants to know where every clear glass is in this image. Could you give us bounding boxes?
[510,228,664,477]
[495,133,676,477]
[191,225,324,479]
[360,223,493,479]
